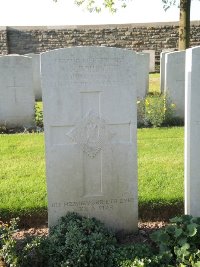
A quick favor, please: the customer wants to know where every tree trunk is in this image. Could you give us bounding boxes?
[179,0,191,50]
[0,258,6,267]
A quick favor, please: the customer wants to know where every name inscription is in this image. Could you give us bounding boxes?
[51,198,134,212]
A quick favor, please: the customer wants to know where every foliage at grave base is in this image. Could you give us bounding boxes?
[150,215,200,267]
[0,213,153,267]
[0,218,19,266]
[137,93,184,128]
[2,213,200,267]
[44,212,118,267]
[0,213,118,267]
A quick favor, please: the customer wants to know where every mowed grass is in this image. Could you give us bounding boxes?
[138,127,184,218]
[0,134,46,218]
[0,127,184,220]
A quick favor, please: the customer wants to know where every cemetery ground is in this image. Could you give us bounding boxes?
[1,73,189,266]
[0,73,163,225]
[0,127,184,225]
[0,73,183,226]
[0,126,185,266]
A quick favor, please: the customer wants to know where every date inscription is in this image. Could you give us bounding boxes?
[51,198,134,212]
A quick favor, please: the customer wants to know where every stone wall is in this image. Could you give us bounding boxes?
[1,21,200,69]
[0,27,8,55]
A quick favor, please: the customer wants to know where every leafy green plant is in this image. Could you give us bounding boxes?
[4,214,200,267]
[117,243,154,267]
[151,215,200,266]
[137,98,147,127]
[34,102,43,129]
[0,218,19,267]
[17,236,49,267]
[137,93,176,127]
[15,212,118,267]
[46,212,117,267]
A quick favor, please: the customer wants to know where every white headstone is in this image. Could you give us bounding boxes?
[164,51,185,118]
[25,53,42,101]
[185,46,200,216]
[137,52,149,99]
[41,47,138,232]
[142,50,155,72]
[160,51,169,93]
[160,49,176,93]
[0,55,35,128]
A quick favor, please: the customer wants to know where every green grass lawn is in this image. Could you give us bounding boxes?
[138,127,184,219]
[0,127,184,221]
[0,133,46,219]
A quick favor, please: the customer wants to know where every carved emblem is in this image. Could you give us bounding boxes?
[66,110,114,158]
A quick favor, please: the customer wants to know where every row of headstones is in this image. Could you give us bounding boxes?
[0,50,151,129]
[40,46,200,232]
[164,46,200,218]
[28,49,155,99]
[1,46,199,232]
[161,46,200,215]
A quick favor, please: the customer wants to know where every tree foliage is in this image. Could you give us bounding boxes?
[73,0,180,12]
[161,0,192,49]
[54,0,199,50]
[74,0,129,13]
[161,0,178,10]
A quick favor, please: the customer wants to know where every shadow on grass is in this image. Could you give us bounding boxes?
[139,200,184,221]
[0,208,48,228]
[0,201,184,228]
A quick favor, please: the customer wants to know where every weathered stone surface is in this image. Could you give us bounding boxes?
[0,55,35,128]
[185,45,200,217]
[41,47,138,232]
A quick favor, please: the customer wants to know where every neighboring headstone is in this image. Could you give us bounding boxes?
[0,55,35,128]
[164,51,185,118]
[142,50,155,72]
[185,46,200,217]
[41,47,138,232]
[25,53,42,101]
[160,49,176,93]
[137,52,149,99]
[160,51,169,93]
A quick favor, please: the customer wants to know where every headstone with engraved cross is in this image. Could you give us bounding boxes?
[0,55,35,128]
[41,47,138,232]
